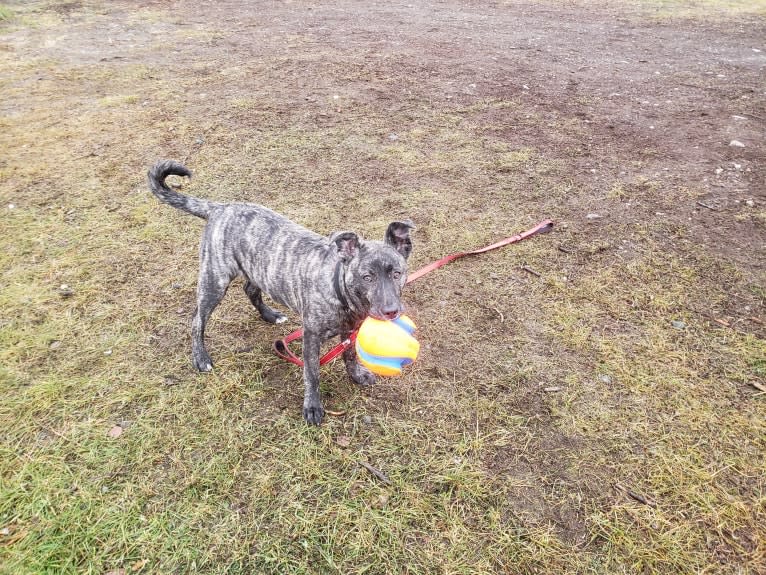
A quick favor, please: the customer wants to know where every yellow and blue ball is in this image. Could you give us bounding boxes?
[355,315,420,377]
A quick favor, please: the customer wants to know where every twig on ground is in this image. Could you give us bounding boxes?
[626,489,656,507]
[557,245,573,254]
[616,482,657,507]
[520,265,542,277]
[696,200,718,211]
[359,462,392,485]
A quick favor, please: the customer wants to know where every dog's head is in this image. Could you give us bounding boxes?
[331,221,414,320]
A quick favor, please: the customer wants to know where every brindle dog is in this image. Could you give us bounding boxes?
[148,160,413,425]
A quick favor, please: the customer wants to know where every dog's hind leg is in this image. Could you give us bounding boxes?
[191,269,233,372]
[243,281,287,324]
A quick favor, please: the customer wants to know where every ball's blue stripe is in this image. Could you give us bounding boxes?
[392,317,415,335]
[355,344,407,371]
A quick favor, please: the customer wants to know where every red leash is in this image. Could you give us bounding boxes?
[273,219,554,367]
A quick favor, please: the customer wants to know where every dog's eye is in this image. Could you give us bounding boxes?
[392,271,402,280]
[363,274,373,282]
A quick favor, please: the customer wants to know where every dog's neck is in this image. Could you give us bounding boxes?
[333,260,351,311]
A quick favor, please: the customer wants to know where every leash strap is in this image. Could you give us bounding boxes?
[404,219,553,284]
[272,219,554,368]
[273,329,357,367]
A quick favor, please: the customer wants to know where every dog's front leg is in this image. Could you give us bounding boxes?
[342,333,376,386]
[302,329,324,425]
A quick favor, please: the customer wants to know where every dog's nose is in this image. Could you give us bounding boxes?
[382,309,399,320]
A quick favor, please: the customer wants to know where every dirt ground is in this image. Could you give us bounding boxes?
[1,0,764,573]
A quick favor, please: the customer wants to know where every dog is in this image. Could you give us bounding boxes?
[148,160,413,425]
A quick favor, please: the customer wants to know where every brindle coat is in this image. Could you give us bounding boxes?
[148,160,413,425]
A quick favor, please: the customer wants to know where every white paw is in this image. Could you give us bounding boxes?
[276,316,288,324]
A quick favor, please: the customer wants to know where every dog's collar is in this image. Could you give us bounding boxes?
[333,260,350,310]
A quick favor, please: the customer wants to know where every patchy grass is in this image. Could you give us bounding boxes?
[1,0,765,573]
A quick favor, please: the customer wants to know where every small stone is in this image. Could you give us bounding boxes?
[361,415,373,425]
[715,167,723,175]
[671,320,686,330]
[7,204,15,210]
[335,435,351,448]
[163,375,180,386]
[745,199,754,207]
[599,374,613,384]
[171,282,182,289]
[49,340,62,350]
[729,140,745,147]
[194,137,204,145]
[104,349,112,356]
[107,425,123,438]
[586,213,603,219]
[58,284,74,298]
[387,133,398,141]
[543,386,562,392]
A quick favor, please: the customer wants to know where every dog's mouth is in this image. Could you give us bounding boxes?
[370,309,402,321]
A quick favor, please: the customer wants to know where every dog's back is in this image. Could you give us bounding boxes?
[201,202,334,313]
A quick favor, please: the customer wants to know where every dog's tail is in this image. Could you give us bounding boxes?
[147,160,212,219]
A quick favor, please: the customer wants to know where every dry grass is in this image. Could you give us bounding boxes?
[1,0,765,573]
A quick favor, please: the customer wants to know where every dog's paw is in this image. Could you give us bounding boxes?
[192,352,213,372]
[303,404,325,426]
[348,363,377,387]
[259,307,288,325]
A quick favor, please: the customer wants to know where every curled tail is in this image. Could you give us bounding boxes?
[147,160,211,219]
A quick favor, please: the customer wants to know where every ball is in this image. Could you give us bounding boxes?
[355,315,420,377]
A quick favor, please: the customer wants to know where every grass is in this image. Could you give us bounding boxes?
[1,0,765,573]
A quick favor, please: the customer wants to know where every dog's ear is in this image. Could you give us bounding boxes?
[384,220,415,260]
[330,231,360,263]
